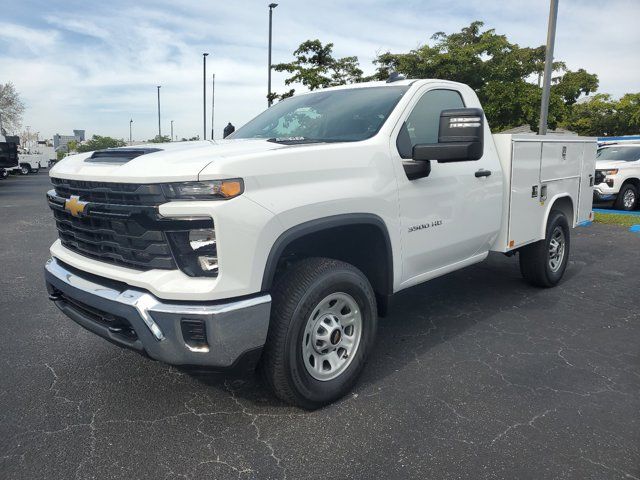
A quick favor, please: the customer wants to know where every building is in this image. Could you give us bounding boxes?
[53,129,85,152]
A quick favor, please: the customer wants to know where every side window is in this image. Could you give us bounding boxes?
[397,89,465,158]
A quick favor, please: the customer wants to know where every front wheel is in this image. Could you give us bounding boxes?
[614,184,638,211]
[519,210,570,288]
[260,257,377,409]
[20,164,30,175]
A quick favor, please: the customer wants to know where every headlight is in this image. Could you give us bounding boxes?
[602,169,618,176]
[163,179,243,200]
[166,227,218,277]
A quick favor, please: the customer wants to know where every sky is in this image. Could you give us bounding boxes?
[1,0,638,141]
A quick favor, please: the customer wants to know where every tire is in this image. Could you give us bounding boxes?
[519,210,570,288]
[20,164,30,175]
[0,169,7,180]
[614,183,638,211]
[260,257,378,409]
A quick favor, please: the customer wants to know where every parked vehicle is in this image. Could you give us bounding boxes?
[593,143,640,210]
[0,135,19,181]
[44,79,597,408]
[12,151,46,175]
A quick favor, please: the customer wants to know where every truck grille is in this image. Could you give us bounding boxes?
[48,179,176,271]
[51,177,167,205]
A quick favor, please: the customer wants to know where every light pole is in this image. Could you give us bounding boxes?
[171,120,174,142]
[129,119,133,144]
[156,86,162,137]
[538,0,559,135]
[267,3,278,107]
[211,73,215,140]
[203,53,209,140]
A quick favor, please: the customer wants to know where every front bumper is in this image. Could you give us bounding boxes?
[593,189,617,202]
[44,257,271,369]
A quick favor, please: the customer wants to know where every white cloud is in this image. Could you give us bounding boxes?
[1,0,638,140]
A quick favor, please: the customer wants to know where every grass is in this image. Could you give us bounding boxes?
[593,212,640,228]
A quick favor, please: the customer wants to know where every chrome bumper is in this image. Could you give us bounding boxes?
[44,257,271,369]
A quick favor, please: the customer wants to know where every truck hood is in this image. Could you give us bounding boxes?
[49,139,288,182]
[595,160,635,170]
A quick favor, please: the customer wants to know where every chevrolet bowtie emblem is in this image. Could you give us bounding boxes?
[64,195,88,217]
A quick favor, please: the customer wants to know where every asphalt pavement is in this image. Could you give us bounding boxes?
[1,172,639,480]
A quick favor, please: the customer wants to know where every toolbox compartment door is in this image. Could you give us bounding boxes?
[577,141,597,224]
[507,140,545,248]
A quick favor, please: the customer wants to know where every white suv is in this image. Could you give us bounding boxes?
[594,144,640,210]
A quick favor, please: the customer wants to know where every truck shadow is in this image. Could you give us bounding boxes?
[188,252,584,409]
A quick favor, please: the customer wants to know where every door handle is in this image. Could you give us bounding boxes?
[475,169,492,178]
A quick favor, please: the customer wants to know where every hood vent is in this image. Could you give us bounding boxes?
[85,148,161,164]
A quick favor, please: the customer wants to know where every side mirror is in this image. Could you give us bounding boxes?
[413,108,484,163]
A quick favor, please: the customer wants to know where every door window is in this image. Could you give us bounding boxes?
[397,89,465,158]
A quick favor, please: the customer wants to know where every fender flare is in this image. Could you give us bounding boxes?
[541,194,574,237]
[260,213,394,293]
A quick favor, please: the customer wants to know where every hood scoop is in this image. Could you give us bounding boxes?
[85,148,162,164]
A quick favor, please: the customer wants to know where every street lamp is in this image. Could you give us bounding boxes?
[267,3,278,107]
[156,86,162,137]
[171,120,174,142]
[129,119,133,144]
[211,73,215,140]
[203,53,209,140]
[538,0,559,135]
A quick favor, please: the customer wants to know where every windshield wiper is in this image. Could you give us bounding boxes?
[267,137,324,145]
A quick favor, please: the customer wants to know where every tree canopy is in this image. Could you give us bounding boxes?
[76,135,126,153]
[148,135,171,143]
[562,93,640,136]
[372,21,598,132]
[270,40,364,102]
[271,22,637,136]
[0,83,25,135]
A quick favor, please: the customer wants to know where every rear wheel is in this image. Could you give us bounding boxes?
[614,184,638,211]
[519,209,570,288]
[260,257,377,409]
[20,164,30,175]
[0,169,7,180]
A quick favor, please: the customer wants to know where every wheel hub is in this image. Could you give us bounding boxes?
[330,328,342,345]
[548,226,566,273]
[623,189,635,209]
[302,292,363,381]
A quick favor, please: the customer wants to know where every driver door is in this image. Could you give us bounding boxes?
[391,86,502,289]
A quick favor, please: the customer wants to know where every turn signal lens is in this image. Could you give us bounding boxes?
[219,180,243,198]
[602,169,618,176]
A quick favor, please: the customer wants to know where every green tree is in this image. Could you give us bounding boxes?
[561,93,640,136]
[270,40,364,102]
[0,83,25,134]
[76,135,126,153]
[372,21,599,131]
[67,140,78,153]
[148,135,171,143]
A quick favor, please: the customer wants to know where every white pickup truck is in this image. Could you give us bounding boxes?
[593,143,640,210]
[44,79,596,408]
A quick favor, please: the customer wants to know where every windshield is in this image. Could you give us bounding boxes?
[230,86,409,143]
[597,146,640,161]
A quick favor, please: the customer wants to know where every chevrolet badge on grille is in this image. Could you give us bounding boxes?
[64,195,88,217]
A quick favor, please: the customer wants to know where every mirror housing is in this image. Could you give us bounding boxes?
[412,108,484,163]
